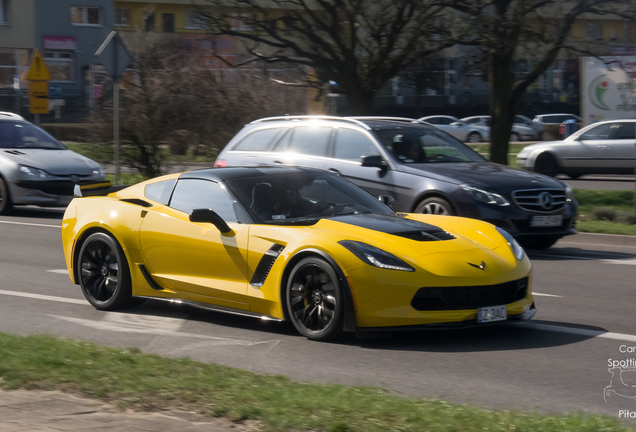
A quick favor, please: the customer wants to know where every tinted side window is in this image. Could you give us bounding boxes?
[437,117,454,125]
[424,117,439,124]
[288,126,332,157]
[144,179,176,204]
[334,129,380,161]
[169,179,237,222]
[612,122,636,139]
[464,118,480,124]
[233,128,283,151]
[580,123,614,140]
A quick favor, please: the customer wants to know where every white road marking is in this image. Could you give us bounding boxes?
[0,220,60,228]
[47,269,69,275]
[532,292,563,298]
[513,322,636,343]
[601,259,636,266]
[0,289,86,305]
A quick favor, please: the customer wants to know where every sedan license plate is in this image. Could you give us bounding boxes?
[478,305,507,323]
[530,215,562,227]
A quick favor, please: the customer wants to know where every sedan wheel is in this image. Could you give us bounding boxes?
[467,132,482,143]
[415,197,455,216]
[286,257,344,341]
[535,153,559,177]
[0,177,13,215]
[78,232,136,310]
[510,132,521,142]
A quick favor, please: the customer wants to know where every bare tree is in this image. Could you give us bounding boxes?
[196,0,464,114]
[447,0,636,165]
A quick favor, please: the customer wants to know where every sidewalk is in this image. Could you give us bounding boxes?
[0,390,255,432]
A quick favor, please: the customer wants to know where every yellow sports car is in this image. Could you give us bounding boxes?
[62,166,535,341]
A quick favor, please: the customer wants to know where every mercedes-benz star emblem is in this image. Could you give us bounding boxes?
[468,261,486,270]
[70,175,79,183]
[538,191,554,210]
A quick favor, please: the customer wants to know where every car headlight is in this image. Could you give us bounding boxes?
[565,185,574,202]
[496,227,525,260]
[461,185,509,206]
[19,165,53,180]
[338,240,415,272]
[91,165,105,179]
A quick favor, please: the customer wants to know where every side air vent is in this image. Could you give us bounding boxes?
[250,244,285,288]
[394,230,456,241]
[4,150,26,155]
[120,198,153,207]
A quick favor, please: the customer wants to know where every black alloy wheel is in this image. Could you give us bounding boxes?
[535,153,559,177]
[415,197,455,216]
[0,177,12,215]
[286,257,344,341]
[467,132,482,143]
[78,232,137,310]
[568,173,582,180]
[510,132,521,142]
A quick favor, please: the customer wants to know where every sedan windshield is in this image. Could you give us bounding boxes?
[374,125,484,164]
[0,122,67,150]
[226,170,393,225]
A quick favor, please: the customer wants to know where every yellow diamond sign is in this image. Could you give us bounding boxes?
[26,50,52,81]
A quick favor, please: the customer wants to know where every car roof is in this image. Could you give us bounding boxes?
[244,116,438,132]
[536,113,580,118]
[0,112,26,122]
[420,115,458,119]
[180,165,328,182]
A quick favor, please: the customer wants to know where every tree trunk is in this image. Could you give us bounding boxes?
[488,59,515,165]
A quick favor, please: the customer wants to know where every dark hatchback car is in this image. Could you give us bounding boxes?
[215,116,578,249]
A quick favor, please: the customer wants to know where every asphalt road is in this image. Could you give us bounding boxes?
[1,206,636,423]
[558,174,635,191]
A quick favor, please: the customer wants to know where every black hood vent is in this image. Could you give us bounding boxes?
[331,214,455,241]
[4,150,26,155]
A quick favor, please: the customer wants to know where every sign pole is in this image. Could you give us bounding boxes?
[114,78,120,186]
[34,114,39,126]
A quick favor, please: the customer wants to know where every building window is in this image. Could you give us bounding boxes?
[231,13,252,31]
[185,8,206,29]
[114,8,129,26]
[585,22,602,40]
[71,6,100,26]
[43,52,75,82]
[0,0,9,24]
[144,12,155,32]
[162,13,174,33]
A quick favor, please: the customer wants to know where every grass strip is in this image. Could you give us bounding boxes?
[574,189,636,235]
[0,332,633,432]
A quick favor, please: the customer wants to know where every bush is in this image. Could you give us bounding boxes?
[616,211,636,225]
[593,207,616,222]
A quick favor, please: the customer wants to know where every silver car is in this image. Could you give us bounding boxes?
[418,115,489,143]
[517,119,636,178]
[0,112,105,214]
[462,115,543,141]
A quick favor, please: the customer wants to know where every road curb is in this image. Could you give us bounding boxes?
[561,232,636,247]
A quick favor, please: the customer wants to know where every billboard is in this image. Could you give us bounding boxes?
[581,56,636,126]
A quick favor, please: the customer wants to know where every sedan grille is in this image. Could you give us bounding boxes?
[411,277,528,311]
[512,189,566,212]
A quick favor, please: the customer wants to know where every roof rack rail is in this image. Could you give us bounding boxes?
[0,111,25,121]
[345,116,423,124]
[250,115,371,130]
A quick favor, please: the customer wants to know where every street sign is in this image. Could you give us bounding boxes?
[13,75,19,91]
[26,50,52,81]
[29,81,49,114]
[95,31,131,79]
[49,84,62,99]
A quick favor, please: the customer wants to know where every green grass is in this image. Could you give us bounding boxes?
[65,142,217,165]
[574,189,636,235]
[105,173,148,185]
[0,332,632,432]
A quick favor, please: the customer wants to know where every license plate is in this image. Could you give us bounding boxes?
[530,215,562,227]
[478,305,507,323]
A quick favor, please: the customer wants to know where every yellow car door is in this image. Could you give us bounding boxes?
[139,179,250,310]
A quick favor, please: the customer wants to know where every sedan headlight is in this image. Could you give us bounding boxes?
[565,185,574,202]
[461,185,509,206]
[19,165,53,180]
[339,240,415,272]
[91,165,105,180]
[496,227,525,260]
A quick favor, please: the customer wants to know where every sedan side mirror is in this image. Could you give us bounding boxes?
[378,195,395,208]
[189,208,233,233]
[361,155,388,169]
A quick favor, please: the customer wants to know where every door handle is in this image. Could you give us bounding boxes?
[597,145,611,150]
[274,160,284,164]
[328,168,341,174]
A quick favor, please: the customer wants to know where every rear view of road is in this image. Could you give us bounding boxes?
[1,207,636,423]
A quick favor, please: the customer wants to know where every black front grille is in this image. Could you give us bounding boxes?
[411,277,528,311]
[395,230,456,241]
[512,189,566,212]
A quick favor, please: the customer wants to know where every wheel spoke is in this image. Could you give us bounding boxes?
[323,295,336,306]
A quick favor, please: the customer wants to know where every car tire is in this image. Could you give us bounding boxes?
[518,236,559,250]
[286,257,344,341]
[568,173,581,180]
[467,132,482,143]
[414,197,455,216]
[534,153,559,177]
[510,132,521,142]
[0,177,13,215]
[78,232,137,310]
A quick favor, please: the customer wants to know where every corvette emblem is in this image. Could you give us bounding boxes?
[468,261,486,270]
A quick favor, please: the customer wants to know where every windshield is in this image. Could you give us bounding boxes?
[0,122,67,150]
[374,125,485,164]
[225,170,393,225]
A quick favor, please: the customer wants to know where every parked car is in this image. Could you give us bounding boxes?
[64,166,535,341]
[418,115,489,142]
[0,112,105,214]
[517,119,636,178]
[215,116,578,249]
[462,115,543,141]
[532,113,582,125]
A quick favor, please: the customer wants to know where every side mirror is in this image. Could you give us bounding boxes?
[361,155,388,169]
[189,209,233,233]
[378,195,395,208]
